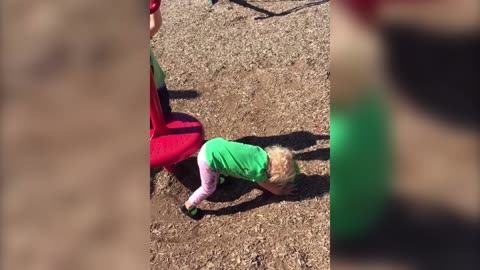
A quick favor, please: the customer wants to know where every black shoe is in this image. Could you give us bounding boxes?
[179,205,204,220]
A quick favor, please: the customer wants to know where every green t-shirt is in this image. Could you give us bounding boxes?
[150,48,165,87]
[205,138,269,182]
[330,91,391,242]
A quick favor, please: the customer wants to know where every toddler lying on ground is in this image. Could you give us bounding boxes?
[181,138,300,220]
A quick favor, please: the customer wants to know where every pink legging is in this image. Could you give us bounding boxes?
[188,144,219,207]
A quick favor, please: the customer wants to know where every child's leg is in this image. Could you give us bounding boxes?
[157,82,172,115]
[187,165,218,208]
[185,145,218,208]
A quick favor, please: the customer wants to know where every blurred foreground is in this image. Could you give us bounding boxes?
[1,1,149,270]
[331,0,478,269]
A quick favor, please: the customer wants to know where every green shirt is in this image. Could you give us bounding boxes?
[205,138,269,182]
[330,91,391,242]
[150,49,165,87]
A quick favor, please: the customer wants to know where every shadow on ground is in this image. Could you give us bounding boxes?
[211,0,329,20]
[332,197,479,270]
[169,89,200,100]
[204,173,329,216]
[381,24,479,130]
[237,131,329,161]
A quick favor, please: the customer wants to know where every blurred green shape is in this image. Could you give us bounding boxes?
[330,91,391,242]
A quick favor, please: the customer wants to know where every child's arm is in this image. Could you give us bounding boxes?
[150,9,162,37]
[258,182,297,196]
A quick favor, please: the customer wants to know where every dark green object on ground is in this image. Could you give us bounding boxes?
[218,176,226,185]
[330,92,391,242]
[180,205,203,220]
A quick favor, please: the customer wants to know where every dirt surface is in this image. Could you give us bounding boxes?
[150,1,330,269]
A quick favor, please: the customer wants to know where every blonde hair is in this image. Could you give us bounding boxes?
[265,145,296,185]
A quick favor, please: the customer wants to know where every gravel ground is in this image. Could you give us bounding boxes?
[150,1,330,269]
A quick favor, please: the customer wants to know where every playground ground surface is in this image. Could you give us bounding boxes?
[150,0,331,269]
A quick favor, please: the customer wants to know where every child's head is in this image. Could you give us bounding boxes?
[265,145,298,185]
